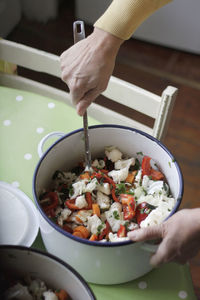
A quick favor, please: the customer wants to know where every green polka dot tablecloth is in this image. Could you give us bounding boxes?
[0,86,197,300]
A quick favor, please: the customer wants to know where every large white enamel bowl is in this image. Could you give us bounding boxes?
[33,125,183,285]
[0,245,96,299]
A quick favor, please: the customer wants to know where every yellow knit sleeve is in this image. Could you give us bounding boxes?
[94,0,172,40]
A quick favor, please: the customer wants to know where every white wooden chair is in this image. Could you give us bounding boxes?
[0,39,178,141]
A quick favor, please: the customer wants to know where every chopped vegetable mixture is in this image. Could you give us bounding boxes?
[3,274,69,300]
[39,146,176,242]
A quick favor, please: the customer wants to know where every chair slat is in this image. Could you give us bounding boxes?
[103,76,161,118]
[0,39,61,77]
[0,39,178,141]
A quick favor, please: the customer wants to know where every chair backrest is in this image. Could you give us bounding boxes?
[0,39,177,141]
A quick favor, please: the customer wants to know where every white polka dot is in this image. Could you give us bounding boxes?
[178,291,188,299]
[12,181,20,188]
[36,127,44,134]
[138,281,147,289]
[95,260,101,268]
[48,102,55,109]
[3,120,11,126]
[24,153,32,160]
[16,95,23,101]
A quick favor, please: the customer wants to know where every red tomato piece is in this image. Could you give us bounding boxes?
[65,199,79,210]
[117,224,127,238]
[91,172,103,180]
[136,202,151,225]
[42,191,59,212]
[103,174,116,188]
[98,221,110,240]
[121,195,136,220]
[141,156,152,177]
[111,187,120,202]
[120,194,133,205]
[142,156,164,180]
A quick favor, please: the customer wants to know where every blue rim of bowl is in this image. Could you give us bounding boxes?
[0,244,96,300]
[33,124,184,248]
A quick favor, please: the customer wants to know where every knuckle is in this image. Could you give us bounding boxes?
[61,70,68,83]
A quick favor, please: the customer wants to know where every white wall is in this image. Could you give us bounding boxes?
[75,0,200,54]
[0,0,21,37]
[0,0,59,38]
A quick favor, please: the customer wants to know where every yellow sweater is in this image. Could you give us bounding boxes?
[94,0,172,40]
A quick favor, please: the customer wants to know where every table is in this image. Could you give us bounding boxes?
[0,86,197,300]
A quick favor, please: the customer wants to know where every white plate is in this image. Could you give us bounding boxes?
[0,181,39,246]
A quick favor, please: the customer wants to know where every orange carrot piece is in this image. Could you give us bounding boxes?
[89,234,98,241]
[75,215,83,224]
[92,203,100,217]
[73,231,83,238]
[125,171,137,184]
[73,226,89,239]
[80,172,90,180]
[55,289,69,300]
[75,211,85,224]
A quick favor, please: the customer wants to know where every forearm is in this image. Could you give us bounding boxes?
[94,0,172,40]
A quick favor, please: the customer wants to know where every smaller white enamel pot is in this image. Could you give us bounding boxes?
[33,125,183,285]
[0,245,96,299]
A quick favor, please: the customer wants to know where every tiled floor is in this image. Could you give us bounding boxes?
[7,0,200,298]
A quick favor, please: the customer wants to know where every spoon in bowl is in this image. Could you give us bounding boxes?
[73,21,93,172]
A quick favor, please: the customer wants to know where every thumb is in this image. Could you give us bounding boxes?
[127,225,163,242]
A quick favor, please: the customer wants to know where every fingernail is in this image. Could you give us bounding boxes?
[77,107,83,116]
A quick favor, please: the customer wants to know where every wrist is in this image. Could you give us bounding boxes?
[91,27,124,54]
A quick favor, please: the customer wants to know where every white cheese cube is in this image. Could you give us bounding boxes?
[142,175,150,190]
[100,212,107,223]
[96,191,111,210]
[160,196,175,210]
[140,208,165,228]
[92,159,105,169]
[147,180,164,195]
[57,208,72,226]
[97,182,111,195]
[105,202,123,232]
[111,202,122,212]
[85,178,98,193]
[43,291,58,300]
[115,158,135,170]
[137,194,159,207]
[105,146,122,162]
[134,169,142,187]
[108,232,129,242]
[75,194,88,209]
[108,167,129,183]
[134,186,146,200]
[127,222,139,231]
[87,214,102,235]
[70,180,86,198]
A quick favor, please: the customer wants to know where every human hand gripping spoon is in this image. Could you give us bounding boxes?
[73,21,92,172]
